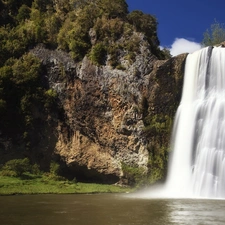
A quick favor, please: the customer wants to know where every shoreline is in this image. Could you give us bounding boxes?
[0,175,133,196]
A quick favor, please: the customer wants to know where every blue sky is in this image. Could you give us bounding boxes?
[126,0,225,55]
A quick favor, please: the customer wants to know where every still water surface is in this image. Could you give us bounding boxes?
[0,194,225,225]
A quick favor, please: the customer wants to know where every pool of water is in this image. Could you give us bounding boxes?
[0,194,224,225]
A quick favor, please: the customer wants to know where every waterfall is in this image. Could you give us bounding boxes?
[165,46,225,199]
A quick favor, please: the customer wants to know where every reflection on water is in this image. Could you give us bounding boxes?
[0,194,224,225]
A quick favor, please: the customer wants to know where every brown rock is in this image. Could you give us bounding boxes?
[28,44,187,184]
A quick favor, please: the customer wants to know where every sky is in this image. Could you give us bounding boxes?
[126,0,225,56]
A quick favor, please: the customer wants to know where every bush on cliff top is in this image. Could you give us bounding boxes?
[0,0,164,65]
[202,20,225,47]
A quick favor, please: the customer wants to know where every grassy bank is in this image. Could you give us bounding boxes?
[0,158,132,195]
[0,174,132,195]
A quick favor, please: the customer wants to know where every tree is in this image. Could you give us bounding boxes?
[161,47,171,59]
[98,0,128,19]
[127,10,159,44]
[202,20,225,46]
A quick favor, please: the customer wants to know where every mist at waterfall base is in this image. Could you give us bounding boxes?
[133,46,225,199]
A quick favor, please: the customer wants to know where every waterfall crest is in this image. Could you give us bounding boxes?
[166,46,225,199]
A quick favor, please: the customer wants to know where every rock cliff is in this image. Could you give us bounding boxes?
[29,37,187,184]
[0,0,189,185]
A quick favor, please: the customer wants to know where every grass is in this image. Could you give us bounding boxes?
[0,174,132,195]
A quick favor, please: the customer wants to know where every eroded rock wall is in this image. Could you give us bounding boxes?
[30,42,187,184]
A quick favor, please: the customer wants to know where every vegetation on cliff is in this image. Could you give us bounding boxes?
[0,0,164,65]
[0,0,164,138]
[202,20,225,46]
[0,0,173,188]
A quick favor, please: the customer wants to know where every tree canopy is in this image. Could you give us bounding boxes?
[0,0,164,64]
[202,20,225,46]
[0,0,165,150]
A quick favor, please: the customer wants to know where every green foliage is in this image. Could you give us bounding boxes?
[0,26,28,64]
[127,10,159,47]
[58,14,92,60]
[0,0,164,185]
[1,158,31,177]
[11,53,40,86]
[89,43,107,65]
[45,88,57,98]
[31,163,41,175]
[50,161,60,176]
[32,0,52,12]
[140,94,173,184]
[161,47,172,59]
[202,20,225,46]
[121,162,145,186]
[108,45,120,68]
[147,145,168,184]
[0,157,132,195]
[98,0,128,19]
[0,0,162,64]
[143,114,172,136]
[44,89,58,109]
[69,39,91,60]
[142,113,172,184]
[0,53,59,145]
[0,175,131,195]
[1,0,32,19]
[44,14,61,47]
[94,17,125,42]
[16,4,31,22]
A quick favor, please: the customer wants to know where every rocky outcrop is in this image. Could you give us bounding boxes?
[30,41,187,184]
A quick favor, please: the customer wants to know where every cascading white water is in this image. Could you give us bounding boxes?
[165,46,225,199]
[131,46,225,199]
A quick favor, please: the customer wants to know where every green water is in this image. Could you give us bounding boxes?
[0,194,224,225]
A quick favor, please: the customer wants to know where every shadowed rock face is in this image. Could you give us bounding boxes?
[28,40,187,184]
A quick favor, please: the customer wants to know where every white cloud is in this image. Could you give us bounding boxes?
[170,38,202,56]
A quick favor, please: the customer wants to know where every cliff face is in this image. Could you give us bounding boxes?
[29,36,187,184]
[0,0,188,185]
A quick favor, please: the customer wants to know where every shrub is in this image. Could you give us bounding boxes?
[202,20,225,46]
[94,17,125,42]
[44,89,58,109]
[69,39,90,61]
[32,163,41,175]
[147,145,168,184]
[0,170,17,177]
[90,43,107,65]
[1,158,31,177]
[98,0,128,19]
[121,162,145,185]
[127,10,159,45]
[50,161,60,176]
[17,4,31,22]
